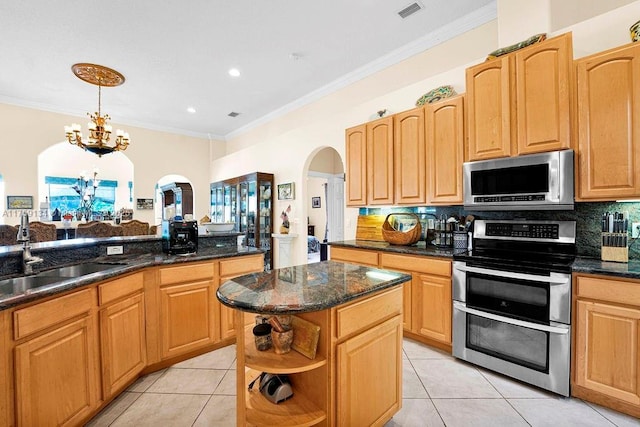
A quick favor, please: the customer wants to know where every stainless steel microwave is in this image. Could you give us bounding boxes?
[463,150,574,211]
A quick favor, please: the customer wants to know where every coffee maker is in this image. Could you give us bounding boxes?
[162,219,198,254]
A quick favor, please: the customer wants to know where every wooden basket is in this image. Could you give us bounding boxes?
[381,213,422,245]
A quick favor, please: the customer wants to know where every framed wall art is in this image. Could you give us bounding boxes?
[311,197,321,208]
[7,196,33,210]
[136,198,154,210]
[277,182,295,200]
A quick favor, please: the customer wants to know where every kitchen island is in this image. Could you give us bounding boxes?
[217,260,411,427]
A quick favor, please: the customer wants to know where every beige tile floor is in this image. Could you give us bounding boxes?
[86,339,640,426]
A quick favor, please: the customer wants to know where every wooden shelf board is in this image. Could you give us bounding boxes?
[243,326,326,374]
[245,370,327,427]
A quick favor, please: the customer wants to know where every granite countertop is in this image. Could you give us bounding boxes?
[216,260,411,314]
[329,240,464,258]
[572,256,640,280]
[331,240,640,281]
[0,246,261,310]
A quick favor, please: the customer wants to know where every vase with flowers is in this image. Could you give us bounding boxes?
[72,168,100,221]
[280,205,291,234]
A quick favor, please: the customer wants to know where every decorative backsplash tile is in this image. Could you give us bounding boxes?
[360,202,640,259]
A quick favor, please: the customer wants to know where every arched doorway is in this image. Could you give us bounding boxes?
[155,175,194,224]
[305,147,344,263]
[37,142,134,225]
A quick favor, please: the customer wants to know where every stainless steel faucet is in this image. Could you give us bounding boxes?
[16,212,43,274]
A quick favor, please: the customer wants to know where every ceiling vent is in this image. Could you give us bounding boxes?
[228,112,240,117]
[397,2,423,19]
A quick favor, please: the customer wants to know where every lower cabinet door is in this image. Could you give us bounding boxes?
[413,273,452,345]
[100,293,147,398]
[160,280,216,359]
[14,316,99,427]
[337,315,402,427]
[575,300,640,405]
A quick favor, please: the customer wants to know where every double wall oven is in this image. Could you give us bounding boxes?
[453,219,576,396]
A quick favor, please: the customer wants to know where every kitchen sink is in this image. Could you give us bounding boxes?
[0,275,64,297]
[0,262,128,303]
[37,262,126,278]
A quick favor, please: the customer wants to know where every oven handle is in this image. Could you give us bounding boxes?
[453,301,569,334]
[454,264,569,284]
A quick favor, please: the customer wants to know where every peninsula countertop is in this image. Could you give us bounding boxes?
[216,260,412,314]
[0,246,261,310]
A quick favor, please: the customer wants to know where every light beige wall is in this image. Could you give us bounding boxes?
[549,0,637,33]
[0,103,217,225]
[214,1,640,267]
[309,147,343,175]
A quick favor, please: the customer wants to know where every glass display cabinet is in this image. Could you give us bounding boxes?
[210,172,274,270]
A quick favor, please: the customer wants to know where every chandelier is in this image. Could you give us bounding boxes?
[64,63,130,157]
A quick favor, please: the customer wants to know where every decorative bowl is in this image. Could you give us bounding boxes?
[202,222,235,233]
[631,19,640,42]
[486,33,547,60]
[415,85,456,106]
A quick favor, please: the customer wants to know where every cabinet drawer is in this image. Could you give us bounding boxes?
[380,253,451,277]
[13,288,94,340]
[159,262,214,285]
[99,272,144,305]
[335,286,402,340]
[219,255,263,278]
[575,275,640,306]
[331,247,379,266]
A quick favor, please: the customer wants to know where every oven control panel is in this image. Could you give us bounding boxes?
[485,223,559,239]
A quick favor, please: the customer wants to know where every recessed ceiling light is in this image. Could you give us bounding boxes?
[186,107,196,114]
[228,68,241,77]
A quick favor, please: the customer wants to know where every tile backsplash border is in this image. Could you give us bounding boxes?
[360,202,640,260]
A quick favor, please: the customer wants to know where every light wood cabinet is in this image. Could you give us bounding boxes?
[99,293,146,398]
[576,42,640,201]
[514,33,573,155]
[413,273,451,344]
[0,311,10,427]
[366,116,394,205]
[346,117,394,207]
[331,246,453,351]
[13,290,99,427]
[159,279,217,359]
[345,124,367,206]
[466,33,573,161]
[337,315,402,427]
[466,55,513,161]
[426,94,465,204]
[573,274,640,418]
[394,107,426,205]
[157,261,218,359]
[218,255,264,340]
[0,253,265,427]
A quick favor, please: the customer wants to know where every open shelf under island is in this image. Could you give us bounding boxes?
[217,260,411,427]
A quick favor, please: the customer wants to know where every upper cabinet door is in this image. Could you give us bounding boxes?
[366,117,394,205]
[426,95,465,205]
[576,43,640,201]
[394,108,426,205]
[345,124,367,206]
[466,56,513,161]
[515,33,573,155]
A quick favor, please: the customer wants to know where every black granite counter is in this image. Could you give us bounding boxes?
[331,240,640,281]
[0,246,261,310]
[216,260,411,314]
[329,240,463,258]
[572,257,640,280]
